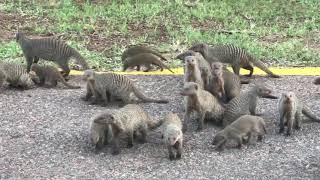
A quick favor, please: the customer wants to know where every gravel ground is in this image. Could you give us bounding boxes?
[1,75,320,179]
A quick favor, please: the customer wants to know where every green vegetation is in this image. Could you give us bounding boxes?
[0,0,319,70]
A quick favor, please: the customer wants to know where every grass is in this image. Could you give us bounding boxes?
[0,0,319,71]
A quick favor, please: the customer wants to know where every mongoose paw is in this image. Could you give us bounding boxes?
[176,153,182,160]
[279,128,284,134]
[127,143,133,148]
[285,132,291,136]
[169,155,175,161]
[81,96,89,101]
[196,126,203,132]
[295,126,301,131]
[237,144,242,149]
[111,149,120,155]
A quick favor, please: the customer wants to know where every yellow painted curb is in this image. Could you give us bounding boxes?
[69,67,320,76]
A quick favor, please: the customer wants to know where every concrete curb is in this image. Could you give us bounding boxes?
[70,67,320,76]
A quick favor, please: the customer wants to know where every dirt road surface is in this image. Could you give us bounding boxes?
[1,75,320,179]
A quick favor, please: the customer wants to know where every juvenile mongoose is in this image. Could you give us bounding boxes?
[180,82,225,131]
[210,62,242,103]
[121,45,168,71]
[123,53,174,73]
[0,62,34,89]
[16,31,89,78]
[31,64,80,89]
[313,77,320,85]
[222,85,278,127]
[212,115,266,151]
[177,50,212,91]
[278,92,320,136]
[161,113,183,160]
[92,104,163,155]
[82,70,169,106]
[189,43,281,78]
[184,56,204,89]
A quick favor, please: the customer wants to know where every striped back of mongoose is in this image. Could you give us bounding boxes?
[177,50,212,90]
[31,64,80,89]
[184,56,204,89]
[162,113,183,160]
[16,32,89,77]
[123,53,174,73]
[0,62,34,88]
[121,46,168,62]
[222,85,277,127]
[278,92,320,136]
[84,70,169,104]
[189,43,280,78]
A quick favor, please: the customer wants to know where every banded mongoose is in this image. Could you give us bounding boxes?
[177,50,212,90]
[278,92,320,136]
[31,64,80,89]
[184,56,204,89]
[210,62,242,103]
[82,70,169,106]
[180,82,225,132]
[222,85,278,127]
[123,53,174,73]
[189,43,281,78]
[121,45,168,71]
[161,113,183,160]
[16,31,89,78]
[313,77,320,85]
[212,115,266,151]
[92,104,163,155]
[0,62,34,89]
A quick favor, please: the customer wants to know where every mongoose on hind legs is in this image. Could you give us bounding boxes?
[92,104,163,155]
[177,50,212,90]
[278,92,320,136]
[180,82,225,132]
[82,70,169,106]
[16,31,89,78]
[123,53,174,73]
[210,62,243,103]
[184,56,204,89]
[212,115,266,151]
[31,64,80,89]
[189,43,281,78]
[222,84,278,127]
[161,113,183,160]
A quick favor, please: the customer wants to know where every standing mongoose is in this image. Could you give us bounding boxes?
[82,70,169,106]
[123,53,174,73]
[31,64,80,89]
[0,62,34,89]
[92,104,163,155]
[278,92,320,136]
[313,77,320,85]
[184,56,204,89]
[121,45,168,71]
[15,31,89,78]
[189,43,281,78]
[212,115,266,151]
[210,62,242,103]
[177,50,212,91]
[222,85,278,127]
[180,82,225,131]
[161,113,183,160]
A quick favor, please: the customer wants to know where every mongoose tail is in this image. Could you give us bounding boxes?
[132,85,169,104]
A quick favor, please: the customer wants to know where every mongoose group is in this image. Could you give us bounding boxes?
[1,31,319,160]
